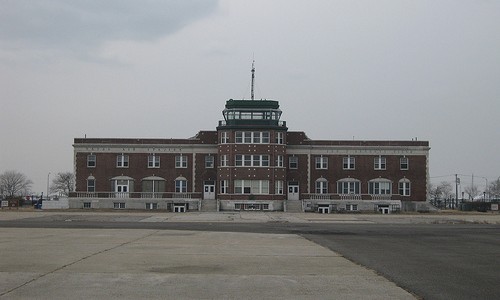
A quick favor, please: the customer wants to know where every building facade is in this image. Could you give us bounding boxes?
[71,98,430,213]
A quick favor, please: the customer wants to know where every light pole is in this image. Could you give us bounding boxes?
[46,172,51,200]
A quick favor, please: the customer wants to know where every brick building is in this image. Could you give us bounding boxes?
[71,98,430,213]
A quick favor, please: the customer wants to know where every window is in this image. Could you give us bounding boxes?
[116,154,129,168]
[220,155,228,167]
[276,155,284,167]
[220,131,229,144]
[234,180,269,194]
[315,156,328,169]
[148,154,160,168]
[399,179,411,196]
[175,155,187,168]
[175,179,187,193]
[87,177,95,192]
[315,178,328,194]
[235,155,270,167]
[289,156,298,169]
[343,156,355,170]
[83,202,91,209]
[346,204,358,211]
[369,180,392,195]
[400,157,409,170]
[374,156,386,170]
[145,203,158,210]
[113,202,125,209]
[275,180,284,194]
[275,132,284,144]
[235,131,270,144]
[87,154,96,167]
[337,180,360,194]
[220,180,228,194]
[205,155,214,168]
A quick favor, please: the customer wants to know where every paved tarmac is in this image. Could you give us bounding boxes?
[0,210,498,299]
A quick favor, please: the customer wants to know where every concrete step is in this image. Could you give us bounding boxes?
[286,200,303,212]
[201,199,218,212]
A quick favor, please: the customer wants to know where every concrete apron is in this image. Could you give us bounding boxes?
[0,228,415,299]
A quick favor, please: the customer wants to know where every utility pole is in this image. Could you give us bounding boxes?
[455,174,459,209]
[251,60,255,100]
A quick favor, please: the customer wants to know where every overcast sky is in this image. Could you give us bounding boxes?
[1,0,499,194]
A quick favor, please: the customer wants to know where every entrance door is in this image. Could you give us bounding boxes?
[174,204,186,212]
[204,181,215,200]
[288,182,299,200]
[378,206,390,214]
[115,184,128,198]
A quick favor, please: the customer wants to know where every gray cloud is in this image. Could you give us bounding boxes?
[0,0,218,48]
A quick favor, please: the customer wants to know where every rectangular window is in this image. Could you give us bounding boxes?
[87,179,95,192]
[275,180,284,194]
[113,202,125,209]
[145,203,158,210]
[337,181,360,194]
[87,154,96,168]
[399,181,411,196]
[148,154,160,168]
[315,156,328,169]
[83,202,91,209]
[205,155,214,168]
[374,156,386,170]
[235,155,270,167]
[220,180,228,194]
[175,155,187,168]
[234,180,269,194]
[289,156,298,169]
[343,156,355,170]
[235,131,270,144]
[220,132,229,144]
[400,157,409,170]
[220,155,228,167]
[276,155,284,167]
[275,132,284,144]
[346,204,358,211]
[116,154,129,168]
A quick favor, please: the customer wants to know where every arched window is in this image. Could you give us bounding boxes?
[399,178,411,196]
[175,176,188,193]
[337,178,360,195]
[368,178,392,195]
[87,175,95,192]
[315,178,328,194]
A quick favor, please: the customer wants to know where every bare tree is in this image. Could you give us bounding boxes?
[431,181,454,200]
[0,170,33,197]
[464,184,480,201]
[50,172,75,196]
[489,177,500,198]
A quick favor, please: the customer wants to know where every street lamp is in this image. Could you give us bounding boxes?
[46,172,51,200]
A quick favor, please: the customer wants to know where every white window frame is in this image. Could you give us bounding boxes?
[234,180,269,194]
[116,154,129,168]
[220,131,229,144]
[315,156,328,169]
[235,131,270,144]
[346,204,358,211]
[148,154,160,168]
[87,178,95,192]
[315,179,328,194]
[276,155,284,167]
[87,154,96,168]
[175,179,187,193]
[113,202,125,209]
[275,180,284,194]
[374,156,386,170]
[235,155,270,167]
[337,180,360,195]
[343,156,355,170]
[399,179,411,196]
[369,180,392,195]
[289,156,298,169]
[175,155,187,168]
[220,180,228,194]
[275,132,284,144]
[220,155,228,167]
[205,155,214,168]
[400,157,409,170]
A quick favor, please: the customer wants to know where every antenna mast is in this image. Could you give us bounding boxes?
[251,60,255,100]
